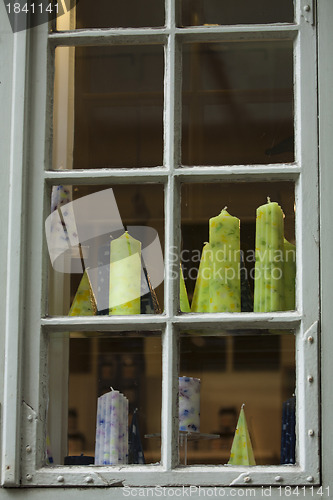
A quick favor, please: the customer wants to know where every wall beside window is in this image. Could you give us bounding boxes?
[1,1,333,498]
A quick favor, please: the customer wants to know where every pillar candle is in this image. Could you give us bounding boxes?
[283,238,296,310]
[254,199,285,312]
[109,390,121,465]
[209,208,241,312]
[109,232,141,315]
[191,242,212,313]
[94,389,128,465]
[179,376,200,433]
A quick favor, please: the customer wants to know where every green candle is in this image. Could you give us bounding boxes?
[209,208,241,313]
[109,232,141,315]
[283,238,296,310]
[180,265,191,312]
[253,198,285,312]
[191,242,212,313]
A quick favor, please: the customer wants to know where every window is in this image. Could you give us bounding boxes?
[1,0,325,493]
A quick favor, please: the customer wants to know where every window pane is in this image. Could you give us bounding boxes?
[46,185,164,315]
[53,46,164,170]
[181,182,295,313]
[47,331,162,465]
[182,41,294,166]
[179,330,296,466]
[181,0,294,26]
[56,0,165,29]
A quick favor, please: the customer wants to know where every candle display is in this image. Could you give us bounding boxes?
[95,389,128,465]
[283,238,296,310]
[179,377,201,433]
[191,243,212,313]
[254,199,285,312]
[180,266,191,312]
[209,208,241,312]
[109,232,141,315]
[228,405,256,466]
[69,269,96,316]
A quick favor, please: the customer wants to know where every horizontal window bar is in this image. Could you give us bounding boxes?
[175,165,301,181]
[44,165,300,185]
[44,168,168,184]
[41,312,301,333]
[176,25,298,42]
[48,29,169,47]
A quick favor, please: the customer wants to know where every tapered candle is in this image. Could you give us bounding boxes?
[283,238,296,310]
[109,232,141,315]
[180,265,191,312]
[228,405,256,466]
[209,209,241,312]
[191,243,212,313]
[254,198,285,312]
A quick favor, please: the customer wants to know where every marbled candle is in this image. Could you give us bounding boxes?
[179,377,201,433]
[191,242,212,313]
[254,199,285,312]
[109,232,141,315]
[209,209,241,312]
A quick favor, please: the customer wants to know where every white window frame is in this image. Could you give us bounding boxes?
[2,0,332,496]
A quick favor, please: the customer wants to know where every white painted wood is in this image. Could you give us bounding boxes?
[0,0,325,494]
[1,16,28,486]
[317,0,333,491]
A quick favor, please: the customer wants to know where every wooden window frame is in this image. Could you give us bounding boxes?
[1,0,329,495]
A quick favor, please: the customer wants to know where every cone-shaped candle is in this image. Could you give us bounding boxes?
[209,208,241,312]
[109,232,141,315]
[191,243,212,313]
[283,238,296,310]
[69,269,96,316]
[180,265,191,312]
[253,199,285,312]
[228,405,256,466]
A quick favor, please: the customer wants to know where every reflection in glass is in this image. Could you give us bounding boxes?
[182,41,294,166]
[48,332,162,466]
[179,330,296,465]
[74,0,165,29]
[53,46,164,170]
[47,185,164,316]
[181,0,294,26]
[180,182,295,312]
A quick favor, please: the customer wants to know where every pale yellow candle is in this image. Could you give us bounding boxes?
[209,208,241,312]
[180,265,191,312]
[191,242,212,313]
[109,232,141,315]
[253,198,284,312]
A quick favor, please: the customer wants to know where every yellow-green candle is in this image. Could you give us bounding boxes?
[109,232,141,315]
[191,242,212,313]
[254,198,284,312]
[209,208,241,312]
[180,265,191,312]
[284,237,296,310]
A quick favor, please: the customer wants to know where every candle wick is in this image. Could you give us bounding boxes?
[222,206,228,211]
[110,386,114,391]
[267,197,271,203]
[241,403,245,409]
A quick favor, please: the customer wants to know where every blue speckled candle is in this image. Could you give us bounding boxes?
[179,377,201,433]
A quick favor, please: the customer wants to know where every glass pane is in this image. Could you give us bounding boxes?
[179,330,296,466]
[182,41,294,166]
[56,0,165,30]
[53,46,164,170]
[47,331,162,465]
[46,185,164,315]
[181,0,294,26]
[180,181,295,313]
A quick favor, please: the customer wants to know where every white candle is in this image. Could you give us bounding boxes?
[179,377,201,433]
